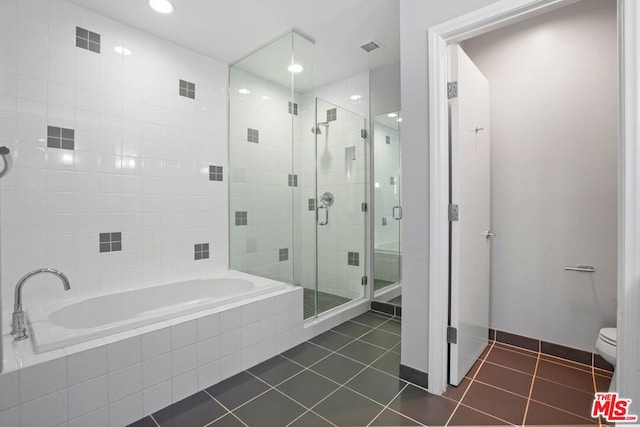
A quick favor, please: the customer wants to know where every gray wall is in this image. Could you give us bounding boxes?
[461,0,617,352]
[399,0,500,379]
[371,61,401,117]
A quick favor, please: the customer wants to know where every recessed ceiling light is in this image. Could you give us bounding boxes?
[238,88,251,95]
[288,63,304,73]
[114,46,132,56]
[397,118,403,122]
[149,0,174,14]
[350,94,362,101]
[387,112,398,118]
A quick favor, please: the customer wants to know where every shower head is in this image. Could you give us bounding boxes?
[311,122,330,135]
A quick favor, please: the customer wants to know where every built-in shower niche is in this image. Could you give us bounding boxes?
[373,111,402,306]
[228,32,367,319]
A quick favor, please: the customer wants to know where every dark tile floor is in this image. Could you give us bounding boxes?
[129,312,612,426]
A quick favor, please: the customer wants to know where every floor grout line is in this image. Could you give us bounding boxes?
[366,383,412,426]
[521,349,541,426]
[444,340,495,426]
[591,362,604,427]
[149,414,161,427]
[202,390,249,427]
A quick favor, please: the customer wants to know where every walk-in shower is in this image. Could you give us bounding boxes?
[229,32,367,319]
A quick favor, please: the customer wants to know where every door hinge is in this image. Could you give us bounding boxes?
[447,81,458,99]
[361,276,368,286]
[448,204,459,222]
[361,202,368,212]
[447,326,458,344]
[361,129,368,139]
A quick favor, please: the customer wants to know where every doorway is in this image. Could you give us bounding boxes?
[425,0,639,399]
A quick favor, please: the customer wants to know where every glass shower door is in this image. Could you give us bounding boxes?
[314,98,366,316]
[373,112,402,293]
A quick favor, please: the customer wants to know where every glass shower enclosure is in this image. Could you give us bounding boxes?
[229,32,367,319]
[373,112,402,299]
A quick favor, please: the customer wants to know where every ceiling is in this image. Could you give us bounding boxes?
[69,0,400,88]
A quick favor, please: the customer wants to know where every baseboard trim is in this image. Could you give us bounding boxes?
[489,328,614,372]
[399,364,428,388]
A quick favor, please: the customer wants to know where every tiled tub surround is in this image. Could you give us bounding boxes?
[0,285,304,427]
[0,0,229,321]
[28,271,287,353]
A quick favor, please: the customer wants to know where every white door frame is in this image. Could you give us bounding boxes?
[427,0,640,402]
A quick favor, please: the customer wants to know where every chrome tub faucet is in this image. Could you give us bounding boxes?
[11,268,71,341]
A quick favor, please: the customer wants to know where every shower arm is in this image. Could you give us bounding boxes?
[0,146,10,179]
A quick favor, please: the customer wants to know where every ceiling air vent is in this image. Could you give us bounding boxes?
[360,40,382,53]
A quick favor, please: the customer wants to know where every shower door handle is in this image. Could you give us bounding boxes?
[318,206,328,226]
[392,206,403,220]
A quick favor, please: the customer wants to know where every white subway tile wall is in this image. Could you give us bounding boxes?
[0,0,229,320]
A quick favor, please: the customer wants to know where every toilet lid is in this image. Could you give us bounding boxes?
[599,328,617,345]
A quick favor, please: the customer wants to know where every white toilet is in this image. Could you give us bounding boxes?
[595,327,617,391]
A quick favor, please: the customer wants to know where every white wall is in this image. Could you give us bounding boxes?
[371,61,401,117]
[399,0,500,379]
[461,0,617,352]
[0,0,229,328]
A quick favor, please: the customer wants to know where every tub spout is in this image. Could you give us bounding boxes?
[12,268,71,341]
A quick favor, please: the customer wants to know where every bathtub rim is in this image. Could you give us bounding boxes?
[2,270,296,372]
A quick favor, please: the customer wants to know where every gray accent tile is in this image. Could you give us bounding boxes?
[279,248,288,262]
[287,174,298,187]
[99,232,122,253]
[47,126,75,151]
[382,217,387,226]
[48,126,61,137]
[75,37,88,49]
[88,31,100,43]
[179,79,195,99]
[327,108,337,122]
[247,128,259,143]
[76,27,100,54]
[235,211,247,226]
[348,251,360,266]
[288,101,298,115]
[308,198,315,211]
[209,165,223,181]
[76,27,88,38]
[194,243,210,260]
[47,137,61,149]
[386,135,391,144]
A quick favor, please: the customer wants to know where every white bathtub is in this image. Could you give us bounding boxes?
[27,270,289,353]
[374,241,402,283]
